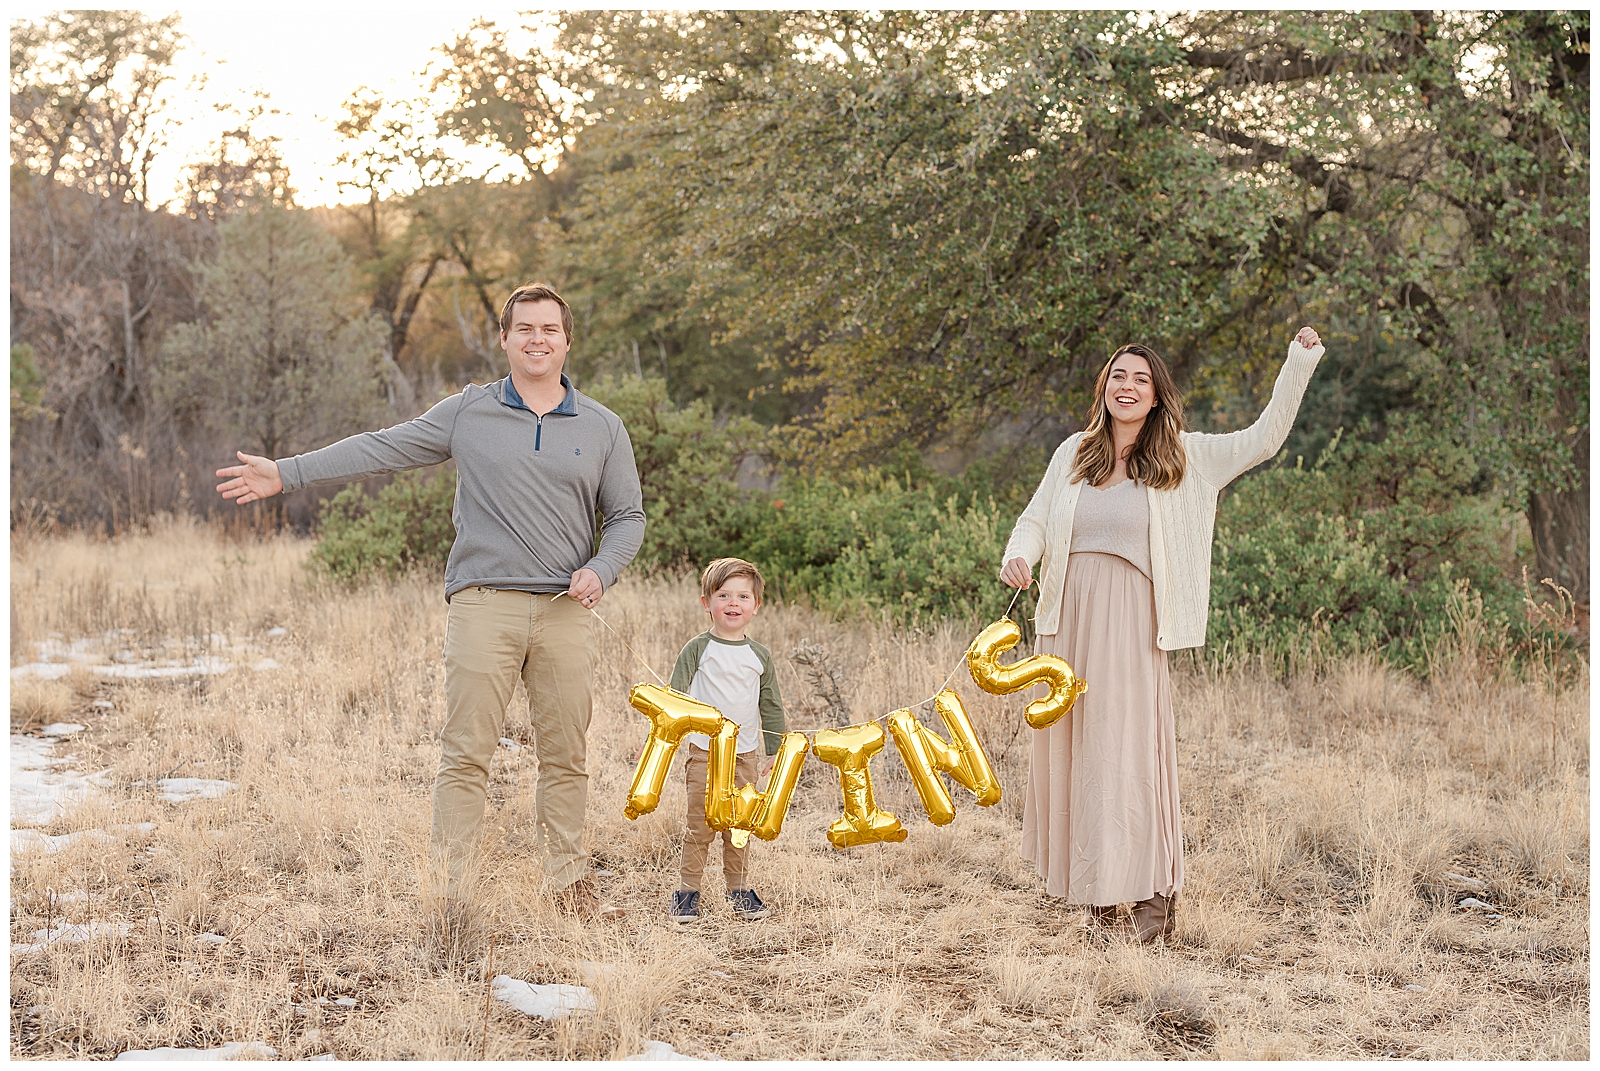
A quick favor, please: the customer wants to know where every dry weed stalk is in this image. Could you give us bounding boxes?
[7,522,1589,1059]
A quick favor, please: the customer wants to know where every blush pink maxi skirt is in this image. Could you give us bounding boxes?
[1020,551,1184,905]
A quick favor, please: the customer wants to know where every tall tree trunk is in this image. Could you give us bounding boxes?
[1527,430,1589,609]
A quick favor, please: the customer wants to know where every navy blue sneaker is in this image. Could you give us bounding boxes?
[669,889,701,925]
[726,889,771,921]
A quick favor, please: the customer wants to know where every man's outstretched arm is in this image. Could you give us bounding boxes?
[214,393,462,504]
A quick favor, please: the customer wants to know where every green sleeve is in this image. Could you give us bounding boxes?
[751,641,787,755]
[671,633,710,694]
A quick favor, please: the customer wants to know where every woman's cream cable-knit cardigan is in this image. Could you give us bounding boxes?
[1002,340,1324,649]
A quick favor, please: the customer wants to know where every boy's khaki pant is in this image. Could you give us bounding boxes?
[432,586,594,897]
[680,745,760,892]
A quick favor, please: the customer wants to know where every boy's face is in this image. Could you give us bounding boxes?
[703,576,760,637]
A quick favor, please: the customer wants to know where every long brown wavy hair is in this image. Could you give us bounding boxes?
[1070,344,1187,490]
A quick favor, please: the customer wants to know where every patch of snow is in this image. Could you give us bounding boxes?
[96,657,234,680]
[622,1040,699,1061]
[707,970,732,979]
[266,627,288,638]
[498,737,523,752]
[491,976,596,1020]
[158,778,238,803]
[114,1041,278,1061]
[332,997,357,1008]
[39,723,86,737]
[11,828,119,855]
[1458,897,1499,911]
[195,934,229,946]
[93,699,116,710]
[1401,984,1424,992]
[10,734,110,826]
[251,658,282,671]
[12,921,134,954]
[12,663,72,680]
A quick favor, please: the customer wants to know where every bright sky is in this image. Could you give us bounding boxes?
[106,6,540,207]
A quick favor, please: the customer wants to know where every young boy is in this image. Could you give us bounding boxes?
[668,558,787,924]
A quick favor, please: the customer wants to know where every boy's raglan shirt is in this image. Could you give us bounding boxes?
[671,632,785,755]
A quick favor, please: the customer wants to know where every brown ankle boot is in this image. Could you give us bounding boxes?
[1130,892,1174,943]
[1088,903,1117,925]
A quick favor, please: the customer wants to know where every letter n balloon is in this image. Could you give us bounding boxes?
[886,689,1001,825]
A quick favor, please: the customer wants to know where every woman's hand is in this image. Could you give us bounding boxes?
[1000,557,1034,590]
[1294,326,1322,350]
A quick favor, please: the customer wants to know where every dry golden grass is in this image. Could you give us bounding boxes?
[9,517,1590,1059]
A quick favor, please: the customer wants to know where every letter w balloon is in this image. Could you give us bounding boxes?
[886,690,1001,825]
[623,684,723,820]
[705,720,809,845]
[966,618,1087,729]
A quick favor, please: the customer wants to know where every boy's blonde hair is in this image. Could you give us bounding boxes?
[700,557,765,602]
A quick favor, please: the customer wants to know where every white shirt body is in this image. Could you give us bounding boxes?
[682,636,769,754]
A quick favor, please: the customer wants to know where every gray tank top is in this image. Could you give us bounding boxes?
[1069,478,1152,579]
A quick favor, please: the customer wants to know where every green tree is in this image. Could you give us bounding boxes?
[155,206,387,462]
[515,11,1586,601]
[429,14,800,422]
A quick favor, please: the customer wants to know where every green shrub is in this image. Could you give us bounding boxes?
[581,375,769,571]
[1208,417,1526,671]
[307,384,1551,671]
[733,471,1018,624]
[311,465,457,581]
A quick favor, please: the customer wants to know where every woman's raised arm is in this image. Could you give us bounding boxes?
[1184,328,1325,490]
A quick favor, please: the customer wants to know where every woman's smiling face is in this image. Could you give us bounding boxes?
[1104,353,1156,428]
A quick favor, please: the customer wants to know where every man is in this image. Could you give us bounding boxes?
[216,283,645,920]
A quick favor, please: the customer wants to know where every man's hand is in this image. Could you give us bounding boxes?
[568,567,604,609]
[1000,556,1034,590]
[216,452,284,504]
[760,755,776,779]
[1294,326,1322,350]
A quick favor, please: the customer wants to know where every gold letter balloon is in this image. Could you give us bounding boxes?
[886,689,1001,825]
[811,723,907,848]
[966,618,1087,729]
[705,720,809,843]
[623,684,724,820]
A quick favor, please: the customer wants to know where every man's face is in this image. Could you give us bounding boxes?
[500,299,569,382]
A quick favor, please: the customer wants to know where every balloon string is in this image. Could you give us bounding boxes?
[552,593,668,687]
[919,584,1026,707]
[566,582,1029,738]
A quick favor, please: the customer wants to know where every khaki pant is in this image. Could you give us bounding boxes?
[432,587,595,896]
[680,745,760,892]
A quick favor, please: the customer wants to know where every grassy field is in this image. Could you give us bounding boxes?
[8,516,1589,1060]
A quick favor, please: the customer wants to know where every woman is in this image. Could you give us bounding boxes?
[1000,327,1324,941]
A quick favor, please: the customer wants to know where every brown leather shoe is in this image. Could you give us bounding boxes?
[556,878,626,922]
[1088,903,1118,926]
[1130,893,1175,943]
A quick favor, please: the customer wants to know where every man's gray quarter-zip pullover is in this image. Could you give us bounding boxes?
[276,374,646,600]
